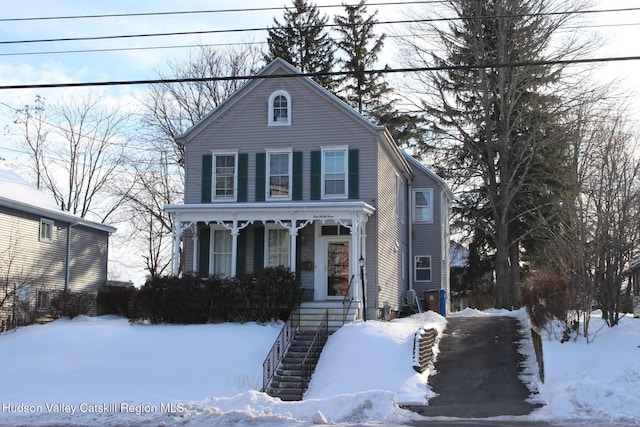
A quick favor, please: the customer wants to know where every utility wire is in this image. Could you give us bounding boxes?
[2,55,639,90]
[2,7,639,45]
[4,20,640,57]
[0,1,437,22]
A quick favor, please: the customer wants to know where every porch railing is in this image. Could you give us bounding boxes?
[342,275,355,324]
[262,305,300,392]
[300,308,329,382]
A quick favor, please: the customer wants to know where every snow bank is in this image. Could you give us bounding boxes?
[306,311,446,404]
[530,311,640,424]
[0,313,442,426]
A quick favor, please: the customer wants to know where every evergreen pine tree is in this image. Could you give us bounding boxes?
[265,0,336,90]
[334,1,426,150]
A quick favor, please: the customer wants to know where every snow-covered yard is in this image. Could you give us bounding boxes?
[1,309,639,426]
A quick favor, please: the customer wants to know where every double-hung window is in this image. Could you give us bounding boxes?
[268,90,291,126]
[322,148,347,198]
[413,188,433,223]
[267,150,291,199]
[211,228,232,277]
[415,256,432,282]
[213,153,237,200]
[39,218,54,243]
[265,226,290,268]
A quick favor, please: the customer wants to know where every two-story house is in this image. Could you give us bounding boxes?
[165,58,452,320]
[0,168,116,330]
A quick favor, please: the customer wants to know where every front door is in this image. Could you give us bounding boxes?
[327,240,350,297]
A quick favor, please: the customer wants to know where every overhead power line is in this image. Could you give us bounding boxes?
[2,7,640,45]
[0,1,436,22]
[4,19,640,58]
[2,55,639,91]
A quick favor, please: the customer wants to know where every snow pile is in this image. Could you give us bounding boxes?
[0,313,443,426]
[2,308,640,425]
[530,311,640,425]
[306,311,446,403]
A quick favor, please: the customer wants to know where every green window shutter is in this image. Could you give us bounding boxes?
[201,154,212,203]
[198,226,210,277]
[253,226,264,271]
[237,153,248,202]
[348,148,360,199]
[310,150,321,200]
[292,151,303,201]
[255,152,266,202]
[236,230,246,276]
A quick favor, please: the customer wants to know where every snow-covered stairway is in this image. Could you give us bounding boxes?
[265,308,330,401]
[266,329,324,401]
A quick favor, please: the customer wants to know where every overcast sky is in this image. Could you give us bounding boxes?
[1,0,638,141]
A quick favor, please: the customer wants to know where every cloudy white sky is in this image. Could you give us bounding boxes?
[1,0,639,151]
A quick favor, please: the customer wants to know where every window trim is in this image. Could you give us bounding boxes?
[39,218,54,243]
[266,149,293,201]
[412,188,434,223]
[414,255,432,282]
[268,90,291,126]
[36,289,50,310]
[209,226,233,277]
[321,146,348,199]
[212,151,238,202]
[264,224,290,268]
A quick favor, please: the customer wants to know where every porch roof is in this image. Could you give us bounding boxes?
[165,201,376,223]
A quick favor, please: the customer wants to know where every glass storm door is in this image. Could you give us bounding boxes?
[327,241,350,297]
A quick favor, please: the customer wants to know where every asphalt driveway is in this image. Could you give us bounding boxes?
[404,316,540,419]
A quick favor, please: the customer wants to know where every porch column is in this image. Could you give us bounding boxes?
[172,213,182,275]
[359,213,368,318]
[290,226,298,273]
[231,220,239,277]
[192,224,199,274]
[350,216,360,301]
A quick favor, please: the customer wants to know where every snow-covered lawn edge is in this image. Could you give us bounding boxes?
[0,312,446,426]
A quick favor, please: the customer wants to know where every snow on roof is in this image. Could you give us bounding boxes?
[0,168,116,233]
[0,168,61,212]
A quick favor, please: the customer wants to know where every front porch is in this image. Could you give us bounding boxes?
[165,201,375,319]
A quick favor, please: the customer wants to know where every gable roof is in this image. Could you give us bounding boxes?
[176,58,385,144]
[403,152,454,199]
[0,168,116,234]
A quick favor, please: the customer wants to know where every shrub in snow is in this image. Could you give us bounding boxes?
[127,267,301,324]
[50,290,96,319]
[522,270,577,340]
[97,286,136,317]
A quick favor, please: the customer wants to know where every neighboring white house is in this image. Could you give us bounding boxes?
[165,58,452,320]
[0,169,116,330]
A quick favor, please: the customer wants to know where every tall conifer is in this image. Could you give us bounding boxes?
[265,0,336,90]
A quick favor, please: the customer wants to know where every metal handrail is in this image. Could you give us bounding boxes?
[342,275,355,324]
[262,305,300,392]
[300,309,329,383]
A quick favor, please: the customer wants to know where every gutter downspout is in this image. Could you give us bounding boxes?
[64,222,80,292]
[408,181,413,294]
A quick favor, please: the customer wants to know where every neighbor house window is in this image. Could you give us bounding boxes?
[268,90,291,126]
[265,226,290,268]
[267,150,291,199]
[213,153,237,200]
[39,219,54,243]
[322,148,347,198]
[413,189,433,223]
[36,290,50,310]
[415,256,432,282]
[211,229,232,276]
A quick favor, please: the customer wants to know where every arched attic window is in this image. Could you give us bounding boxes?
[268,90,291,126]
